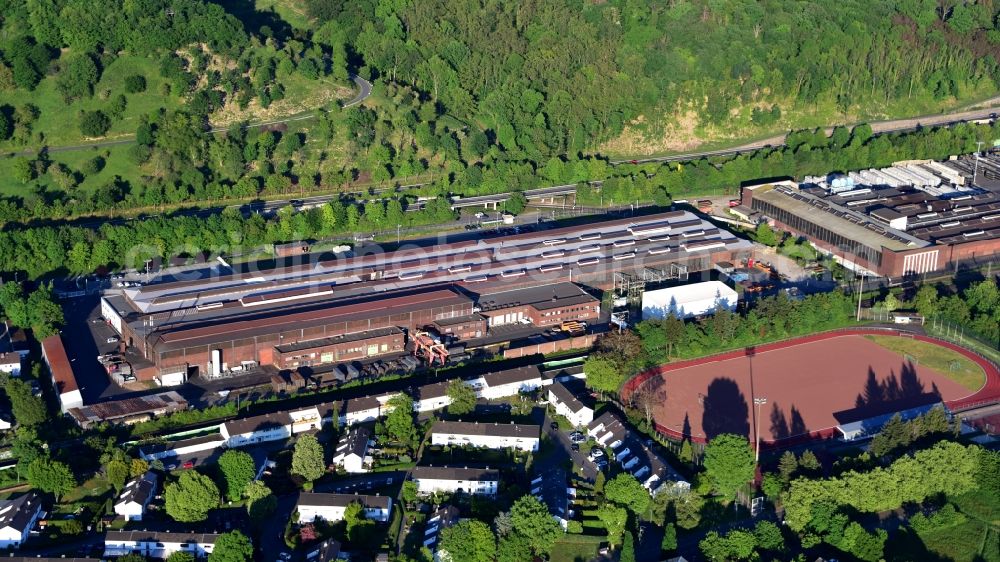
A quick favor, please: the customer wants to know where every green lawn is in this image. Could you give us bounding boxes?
[254,0,314,30]
[864,335,986,392]
[0,55,176,150]
[550,534,604,562]
[888,491,1000,562]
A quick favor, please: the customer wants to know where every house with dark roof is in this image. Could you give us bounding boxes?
[3,556,104,562]
[114,472,157,521]
[478,365,544,399]
[331,425,373,473]
[138,434,226,461]
[412,380,452,412]
[104,530,220,558]
[341,395,383,426]
[296,492,392,523]
[0,491,44,549]
[431,421,540,451]
[306,539,341,562]
[221,411,293,447]
[548,382,594,427]
[0,352,23,378]
[423,505,459,551]
[410,466,499,496]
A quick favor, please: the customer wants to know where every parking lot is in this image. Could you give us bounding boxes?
[60,294,134,403]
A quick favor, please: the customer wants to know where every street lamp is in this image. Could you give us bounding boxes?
[753,397,767,465]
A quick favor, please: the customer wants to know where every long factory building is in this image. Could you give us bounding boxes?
[743,175,1000,277]
[100,211,751,380]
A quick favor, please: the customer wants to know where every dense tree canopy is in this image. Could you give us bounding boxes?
[291,434,326,483]
[703,434,756,500]
[438,520,496,562]
[164,470,220,522]
[217,450,256,501]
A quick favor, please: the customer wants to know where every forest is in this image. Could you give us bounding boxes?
[1,0,1000,230]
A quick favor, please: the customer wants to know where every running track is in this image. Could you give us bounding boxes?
[622,328,1000,446]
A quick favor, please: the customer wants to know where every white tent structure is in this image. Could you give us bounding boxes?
[641,281,738,320]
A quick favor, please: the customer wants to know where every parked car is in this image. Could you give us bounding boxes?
[588,449,605,461]
[571,443,579,452]
[182,460,194,469]
[106,336,119,344]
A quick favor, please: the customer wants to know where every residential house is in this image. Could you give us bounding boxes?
[410,466,499,496]
[587,411,628,446]
[104,531,219,558]
[114,472,157,521]
[0,491,44,549]
[477,366,544,400]
[138,434,226,461]
[3,556,105,562]
[296,492,392,523]
[221,412,292,447]
[331,425,373,473]
[0,413,12,431]
[431,421,540,452]
[289,406,323,434]
[413,381,452,413]
[0,322,29,359]
[548,382,594,427]
[423,505,459,551]
[306,539,342,562]
[0,353,22,377]
[341,395,383,426]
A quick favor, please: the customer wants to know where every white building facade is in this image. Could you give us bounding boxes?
[296,493,392,523]
[411,466,500,496]
[104,531,218,558]
[431,421,540,452]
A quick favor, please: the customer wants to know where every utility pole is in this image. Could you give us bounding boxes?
[754,397,767,465]
[856,270,865,321]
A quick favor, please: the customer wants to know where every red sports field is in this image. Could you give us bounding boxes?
[623,329,1000,445]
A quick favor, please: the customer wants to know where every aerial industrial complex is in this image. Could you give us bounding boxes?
[77,211,749,391]
[742,156,1000,277]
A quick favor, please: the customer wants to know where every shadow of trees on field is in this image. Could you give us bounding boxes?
[702,377,749,439]
[835,362,943,428]
[854,362,934,410]
[769,402,807,440]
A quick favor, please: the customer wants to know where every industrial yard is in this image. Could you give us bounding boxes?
[47,210,753,424]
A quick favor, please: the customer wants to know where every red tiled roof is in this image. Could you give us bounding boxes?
[41,335,77,394]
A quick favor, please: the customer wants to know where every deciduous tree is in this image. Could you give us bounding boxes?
[447,379,477,415]
[218,450,256,501]
[703,434,755,500]
[510,494,562,555]
[27,458,76,499]
[291,434,326,483]
[207,530,254,562]
[165,471,219,522]
[438,520,496,562]
[604,473,650,514]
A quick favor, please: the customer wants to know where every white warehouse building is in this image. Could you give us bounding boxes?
[641,281,738,320]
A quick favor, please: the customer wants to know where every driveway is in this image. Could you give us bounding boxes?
[541,410,599,483]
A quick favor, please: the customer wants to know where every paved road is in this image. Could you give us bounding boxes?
[611,102,1000,165]
[3,76,373,158]
[542,410,599,483]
